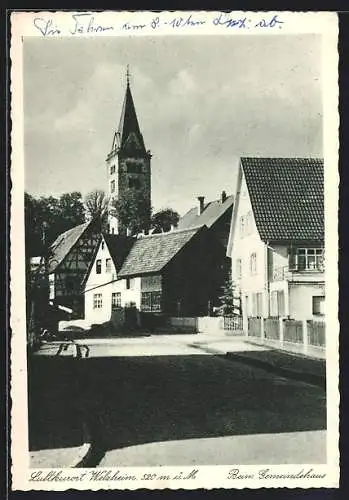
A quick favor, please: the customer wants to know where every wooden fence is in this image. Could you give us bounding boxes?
[264,318,280,340]
[246,316,326,353]
[283,319,303,344]
[307,320,326,347]
[248,317,262,337]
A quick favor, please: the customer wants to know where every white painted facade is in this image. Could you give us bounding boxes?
[228,170,269,328]
[227,166,325,328]
[106,158,119,235]
[84,235,140,326]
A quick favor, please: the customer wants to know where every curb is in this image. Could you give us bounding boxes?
[225,352,326,389]
[189,342,227,355]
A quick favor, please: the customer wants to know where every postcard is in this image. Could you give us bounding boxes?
[10,10,339,490]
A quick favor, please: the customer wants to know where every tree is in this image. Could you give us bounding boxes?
[84,189,109,231]
[84,189,109,220]
[150,208,180,233]
[24,191,86,255]
[112,187,151,235]
[218,271,241,316]
[58,192,86,232]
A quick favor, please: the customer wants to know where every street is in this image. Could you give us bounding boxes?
[29,335,327,467]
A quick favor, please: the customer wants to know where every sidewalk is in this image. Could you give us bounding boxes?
[30,443,91,468]
[225,348,326,388]
[187,335,326,388]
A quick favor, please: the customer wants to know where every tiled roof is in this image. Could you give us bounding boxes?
[177,195,234,230]
[48,222,91,273]
[241,157,324,242]
[103,234,135,272]
[118,226,204,277]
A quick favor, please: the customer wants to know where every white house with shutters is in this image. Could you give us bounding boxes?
[227,157,325,330]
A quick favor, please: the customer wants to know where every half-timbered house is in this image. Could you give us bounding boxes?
[48,218,101,316]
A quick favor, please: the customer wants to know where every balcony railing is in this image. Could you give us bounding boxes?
[272,263,325,282]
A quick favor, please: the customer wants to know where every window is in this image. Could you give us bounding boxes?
[106,258,112,273]
[236,259,242,279]
[141,292,152,311]
[270,290,285,317]
[250,253,257,275]
[313,296,325,316]
[251,293,263,317]
[246,211,253,235]
[245,295,250,317]
[112,292,122,310]
[277,291,285,317]
[101,241,105,250]
[251,293,257,317]
[125,278,134,290]
[292,248,324,271]
[239,216,245,237]
[151,292,162,312]
[111,180,115,193]
[270,291,278,317]
[96,259,102,274]
[93,293,103,309]
[141,291,162,312]
[128,178,141,189]
[110,164,116,175]
[256,292,263,317]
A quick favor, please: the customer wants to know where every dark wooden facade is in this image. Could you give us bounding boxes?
[49,222,100,317]
[139,229,226,318]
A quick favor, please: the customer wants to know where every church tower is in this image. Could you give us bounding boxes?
[106,67,151,235]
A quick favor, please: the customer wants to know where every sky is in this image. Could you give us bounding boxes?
[23,35,322,216]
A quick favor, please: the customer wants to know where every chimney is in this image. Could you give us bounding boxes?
[197,196,205,215]
[221,190,227,203]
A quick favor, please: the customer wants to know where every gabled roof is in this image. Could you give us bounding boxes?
[177,195,234,230]
[103,234,135,272]
[48,221,91,273]
[118,226,205,278]
[241,157,324,242]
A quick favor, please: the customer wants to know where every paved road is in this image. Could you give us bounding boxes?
[100,430,326,466]
[30,335,326,466]
[37,334,268,357]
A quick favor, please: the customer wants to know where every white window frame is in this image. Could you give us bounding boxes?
[312,295,325,316]
[106,258,112,273]
[246,211,252,235]
[96,259,102,274]
[112,292,122,310]
[250,252,257,275]
[236,258,242,279]
[93,293,103,309]
[294,248,324,271]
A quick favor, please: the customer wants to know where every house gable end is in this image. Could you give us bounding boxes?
[84,235,117,290]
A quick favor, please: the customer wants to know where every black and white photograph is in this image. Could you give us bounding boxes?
[10,10,339,490]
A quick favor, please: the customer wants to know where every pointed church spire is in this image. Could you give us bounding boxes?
[115,66,146,154]
[126,64,130,87]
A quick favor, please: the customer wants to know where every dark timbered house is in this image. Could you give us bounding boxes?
[48,218,101,316]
